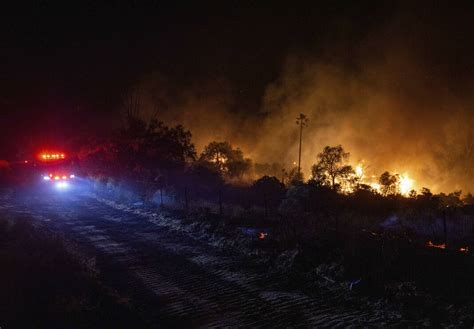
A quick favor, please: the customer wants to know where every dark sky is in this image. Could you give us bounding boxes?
[0,1,472,158]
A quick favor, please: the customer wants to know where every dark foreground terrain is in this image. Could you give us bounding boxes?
[0,218,147,328]
[0,184,472,328]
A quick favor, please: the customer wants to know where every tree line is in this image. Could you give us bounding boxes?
[77,113,473,207]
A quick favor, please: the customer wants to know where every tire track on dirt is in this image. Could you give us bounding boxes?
[0,188,412,328]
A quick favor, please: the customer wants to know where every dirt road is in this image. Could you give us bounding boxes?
[0,186,408,328]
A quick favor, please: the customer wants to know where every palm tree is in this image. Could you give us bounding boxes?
[296,113,309,176]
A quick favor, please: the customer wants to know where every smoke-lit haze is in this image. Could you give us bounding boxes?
[134,7,473,193]
[2,2,472,193]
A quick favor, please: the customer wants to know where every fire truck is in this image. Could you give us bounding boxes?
[36,151,77,189]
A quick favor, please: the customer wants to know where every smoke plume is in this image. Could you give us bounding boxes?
[133,6,473,193]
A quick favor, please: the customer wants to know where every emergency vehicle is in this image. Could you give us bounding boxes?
[37,152,76,189]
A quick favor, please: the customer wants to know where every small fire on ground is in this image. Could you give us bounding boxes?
[426,241,469,253]
[427,241,446,249]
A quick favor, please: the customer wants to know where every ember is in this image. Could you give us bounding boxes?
[258,232,268,240]
[459,247,469,254]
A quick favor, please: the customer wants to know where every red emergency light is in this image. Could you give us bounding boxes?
[38,152,66,161]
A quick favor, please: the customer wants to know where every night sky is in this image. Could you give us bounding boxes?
[2,3,383,108]
[1,1,472,170]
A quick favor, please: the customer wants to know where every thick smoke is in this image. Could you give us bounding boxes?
[253,9,473,193]
[133,6,473,193]
[255,57,473,193]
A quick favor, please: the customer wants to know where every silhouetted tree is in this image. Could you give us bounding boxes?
[252,176,286,217]
[253,175,285,194]
[379,171,399,196]
[79,118,196,181]
[415,187,439,210]
[438,191,463,208]
[354,182,377,193]
[199,141,251,179]
[421,187,433,197]
[253,162,284,178]
[122,119,196,177]
[287,166,304,185]
[188,162,224,187]
[311,145,354,189]
[462,192,474,205]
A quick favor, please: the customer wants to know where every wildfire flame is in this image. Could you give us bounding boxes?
[427,240,446,249]
[370,182,381,193]
[355,164,364,178]
[427,241,469,254]
[399,174,414,196]
[351,164,415,196]
[210,152,228,164]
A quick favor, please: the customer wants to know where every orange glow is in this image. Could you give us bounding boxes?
[347,168,414,196]
[54,176,60,180]
[427,241,446,249]
[355,164,364,178]
[62,176,67,179]
[370,182,382,193]
[399,174,414,196]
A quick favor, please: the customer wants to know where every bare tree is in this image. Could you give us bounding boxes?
[122,86,143,121]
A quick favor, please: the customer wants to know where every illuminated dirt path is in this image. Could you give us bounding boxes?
[0,187,415,328]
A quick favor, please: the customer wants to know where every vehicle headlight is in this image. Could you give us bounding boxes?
[56,182,68,189]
